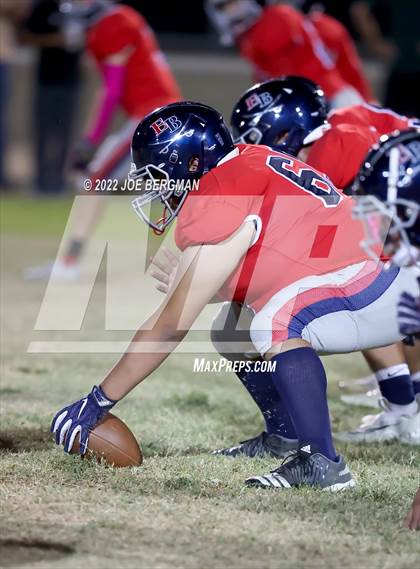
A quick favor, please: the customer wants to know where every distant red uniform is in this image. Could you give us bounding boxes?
[87,5,181,117]
[307,103,416,189]
[175,144,369,312]
[310,12,372,101]
[329,103,415,134]
[238,5,353,99]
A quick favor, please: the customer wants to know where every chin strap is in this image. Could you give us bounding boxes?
[152,207,169,236]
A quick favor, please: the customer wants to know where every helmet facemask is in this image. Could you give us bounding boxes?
[353,147,420,266]
[205,0,261,46]
[130,163,192,234]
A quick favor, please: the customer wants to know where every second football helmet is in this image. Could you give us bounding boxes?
[231,76,329,156]
[352,130,420,266]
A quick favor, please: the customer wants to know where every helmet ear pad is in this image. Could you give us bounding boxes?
[155,115,207,182]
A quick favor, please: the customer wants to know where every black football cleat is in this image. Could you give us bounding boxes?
[212,432,298,458]
[245,445,356,491]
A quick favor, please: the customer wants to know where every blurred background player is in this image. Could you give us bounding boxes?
[0,0,31,190]
[19,0,84,196]
[299,5,372,101]
[298,0,420,115]
[205,0,369,108]
[349,0,420,117]
[24,0,181,280]
[265,0,374,101]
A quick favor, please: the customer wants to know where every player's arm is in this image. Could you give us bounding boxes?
[51,222,256,453]
[73,47,133,171]
[150,246,222,303]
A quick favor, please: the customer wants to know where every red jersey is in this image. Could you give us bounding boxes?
[310,12,372,101]
[306,123,378,189]
[175,145,368,312]
[238,5,347,99]
[307,103,416,189]
[87,6,181,117]
[329,103,413,134]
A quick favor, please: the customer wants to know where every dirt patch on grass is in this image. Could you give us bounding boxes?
[0,437,16,451]
[0,428,51,453]
[0,539,74,567]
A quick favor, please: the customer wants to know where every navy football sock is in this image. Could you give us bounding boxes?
[376,365,415,405]
[236,367,297,439]
[269,347,337,461]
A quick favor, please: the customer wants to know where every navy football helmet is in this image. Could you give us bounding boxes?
[231,76,329,156]
[352,130,420,266]
[205,0,262,46]
[130,101,235,233]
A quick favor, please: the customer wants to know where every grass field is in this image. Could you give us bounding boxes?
[1,197,419,569]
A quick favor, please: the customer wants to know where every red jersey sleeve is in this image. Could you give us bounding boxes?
[175,162,267,251]
[329,104,412,135]
[175,176,249,250]
[306,125,377,189]
[87,9,140,60]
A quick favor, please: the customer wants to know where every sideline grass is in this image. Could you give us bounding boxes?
[0,196,73,236]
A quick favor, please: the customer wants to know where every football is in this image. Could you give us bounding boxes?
[71,413,142,468]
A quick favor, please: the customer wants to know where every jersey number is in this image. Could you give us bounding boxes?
[267,155,342,208]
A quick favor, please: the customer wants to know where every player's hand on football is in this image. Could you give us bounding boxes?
[398,292,420,338]
[51,385,116,455]
[150,246,179,294]
[71,138,97,172]
[403,487,420,531]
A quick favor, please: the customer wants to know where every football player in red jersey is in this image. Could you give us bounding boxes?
[51,102,420,490]
[205,0,367,108]
[301,100,418,190]
[328,102,419,134]
[220,78,420,449]
[150,79,419,455]
[24,0,181,281]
